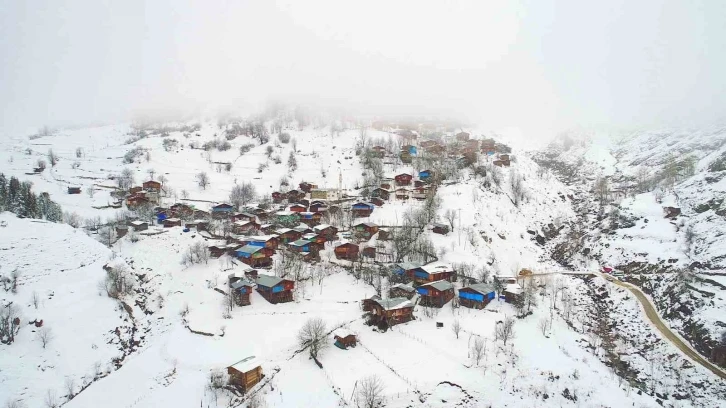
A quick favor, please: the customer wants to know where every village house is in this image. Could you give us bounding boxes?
[271,191,284,203]
[362,295,381,312]
[259,224,276,234]
[417,280,455,308]
[401,145,417,156]
[211,203,235,219]
[293,224,313,235]
[67,186,82,194]
[426,144,446,155]
[126,192,148,208]
[247,235,279,250]
[256,275,294,304]
[366,297,415,328]
[309,200,327,212]
[503,283,523,303]
[370,197,385,207]
[395,188,410,200]
[163,217,182,228]
[227,356,263,392]
[230,280,255,306]
[333,329,357,349]
[494,154,511,167]
[299,211,322,227]
[400,151,412,163]
[302,232,325,246]
[418,169,433,181]
[459,283,496,309]
[231,212,256,223]
[455,131,470,142]
[116,225,129,237]
[380,180,393,190]
[334,242,359,260]
[394,173,413,186]
[299,181,317,193]
[394,262,420,280]
[289,203,307,213]
[129,186,143,194]
[142,180,162,192]
[313,224,338,241]
[274,210,300,226]
[276,228,302,244]
[481,138,496,155]
[236,245,273,267]
[209,244,233,258]
[170,203,194,218]
[361,245,376,259]
[420,140,438,149]
[351,202,375,217]
[288,239,313,254]
[353,222,379,239]
[286,189,305,203]
[389,283,416,299]
[378,228,390,241]
[371,145,387,158]
[232,220,259,235]
[189,219,209,231]
[413,262,456,285]
[128,220,148,231]
[432,223,450,235]
[371,187,391,200]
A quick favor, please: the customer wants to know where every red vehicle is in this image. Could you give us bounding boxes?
[602,266,613,273]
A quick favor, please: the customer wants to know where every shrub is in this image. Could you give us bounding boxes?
[279,132,291,143]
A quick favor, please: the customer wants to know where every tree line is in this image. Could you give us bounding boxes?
[0,173,63,222]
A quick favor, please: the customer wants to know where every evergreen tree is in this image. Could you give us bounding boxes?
[0,173,7,211]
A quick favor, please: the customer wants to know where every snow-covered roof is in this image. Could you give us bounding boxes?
[275,210,295,216]
[396,262,420,270]
[165,217,180,222]
[432,223,448,229]
[420,261,455,275]
[237,245,262,254]
[390,283,415,292]
[465,283,495,295]
[289,239,311,247]
[421,279,454,292]
[354,222,378,228]
[505,283,523,294]
[314,224,333,231]
[374,297,413,311]
[229,356,260,374]
[248,235,277,242]
[256,274,285,288]
[276,228,292,234]
[234,220,253,226]
[333,328,355,339]
[129,220,147,226]
[230,280,254,290]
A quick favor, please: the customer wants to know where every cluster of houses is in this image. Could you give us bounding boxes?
[126,180,163,207]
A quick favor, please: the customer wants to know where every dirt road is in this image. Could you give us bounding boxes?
[603,274,726,380]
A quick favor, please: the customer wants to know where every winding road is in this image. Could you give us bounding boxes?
[601,273,726,380]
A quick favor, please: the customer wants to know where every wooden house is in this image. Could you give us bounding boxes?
[259,224,276,234]
[274,210,300,226]
[420,140,438,149]
[236,245,272,267]
[233,220,259,235]
[367,297,414,327]
[353,222,379,239]
[293,225,313,235]
[380,180,393,190]
[116,225,129,237]
[289,203,307,213]
[401,145,417,156]
[299,181,317,193]
[230,280,254,306]
[256,275,294,303]
[395,188,410,200]
[302,233,326,247]
[351,202,374,218]
[189,219,209,231]
[276,228,302,244]
[481,138,496,155]
[247,235,279,250]
[371,146,387,158]
[232,212,257,223]
[163,217,182,228]
[459,283,496,309]
[286,189,305,203]
[309,200,327,212]
[67,186,82,194]
[371,188,391,200]
[400,151,412,163]
[209,244,231,258]
[170,203,194,218]
[299,211,322,227]
[288,239,313,254]
[334,242,359,260]
[432,223,450,235]
[310,189,333,200]
[361,246,376,259]
[395,173,413,186]
[333,329,357,349]
[455,131,470,142]
[394,262,420,280]
[362,295,381,312]
[313,224,338,241]
[417,280,455,308]
[129,186,143,194]
[271,191,284,203]
[128,220,148,231]
[212,203,235,218]
[142,180,162,192]
[378,228,390,241]
[370,197,385,207]
[503,283,523,303]
[413,262,456,285]
[389,283,415,299]
[227,356,263,392]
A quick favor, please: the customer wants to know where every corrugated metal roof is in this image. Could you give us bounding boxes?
[420,262,455,274]
[237,245,262,254]
[229,356,260,373]
[390,283,415,292]
[256,274,284,288]
[422,280,454,292]
[374,297,413,310]
[465,283,495,295]
[231,280,254,290]
[289,239,311,247]
[396,262,420,270]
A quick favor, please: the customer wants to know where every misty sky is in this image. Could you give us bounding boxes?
[1,0,724,136]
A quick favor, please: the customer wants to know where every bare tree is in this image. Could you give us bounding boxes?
[4,399,27,408]
[205,369,227,405]
[38,326,54,349]
[63,212,82,228]
[31,291,40,309]
[86,186,95,198]
[118,167,135,190]
[147,168,156,180]
[287,151,298,171]
[222,289,235,319]
[64,377,75,400]
[196,172,209,189]
[0,304,22,343]
[229,182,257,210]
[452,319,462,339]
[36,159,47,170]
[444,209,457,231]
[297,317,328,360]
[356,375,386,408]
[510,171,525,207]
[471,337,486,366]
[495,316,515,346]
[98,226,115,247]
[538,318,551,336]
[43,390,59,408]
[75,147,83,158]
[47,149,58,167]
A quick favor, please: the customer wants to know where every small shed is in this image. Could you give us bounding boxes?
[503,283,523,303]
[67,186,82,194]
[116,225,129,237]
[227,356,263,392]
[432,223,450,235]
[231,280,254,306]
[333,328,357,349]
[389,283,416,299]
[128,220,149,231]
[163,218,182,228]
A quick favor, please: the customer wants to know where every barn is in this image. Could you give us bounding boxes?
[227,356,263,392]
[256,275,294,304]
[333,328,357,349]
[459,283,496,309]
[334,242,359,260]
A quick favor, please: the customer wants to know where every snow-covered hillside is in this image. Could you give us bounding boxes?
[2,116,725,408]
